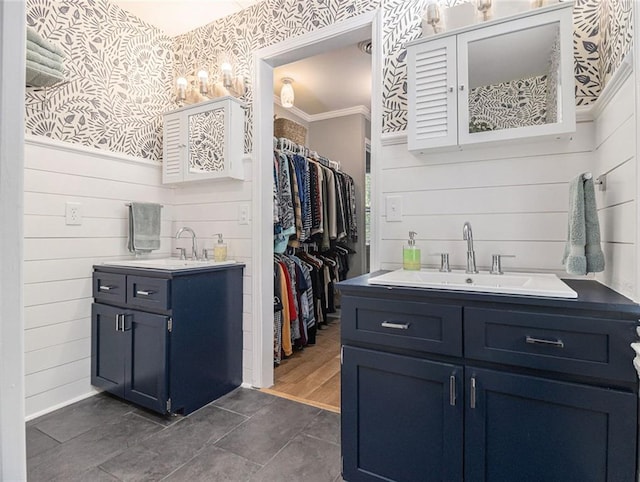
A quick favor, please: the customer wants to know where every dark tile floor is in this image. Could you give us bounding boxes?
[27,388,344,482]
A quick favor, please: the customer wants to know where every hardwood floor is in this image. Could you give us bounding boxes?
[262,318,341,413]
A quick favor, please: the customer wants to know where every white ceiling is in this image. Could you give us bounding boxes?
[274,43,372,116]
[110,0,372,116]
[111,0,259,36]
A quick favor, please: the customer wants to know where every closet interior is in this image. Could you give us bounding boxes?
[270,136,359,410]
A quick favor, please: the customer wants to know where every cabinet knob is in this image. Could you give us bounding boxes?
[459,85,465,91]
[448,86,454,93]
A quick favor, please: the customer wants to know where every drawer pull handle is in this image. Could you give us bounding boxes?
[449,375,456,406]
[470,377,476,409]
[381,321,411,330]
[99,285,115,291]
[526,335,564,348]
[136,290,155,296]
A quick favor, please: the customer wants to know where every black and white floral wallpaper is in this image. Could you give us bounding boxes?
[24,0,633,159]
[469,75,549,132]
[172,0,381,153]
[24,0,173,159]
[188,108,226,172]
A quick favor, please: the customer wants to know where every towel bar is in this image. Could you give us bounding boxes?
[125,203,164,207]
[582,172,606,191]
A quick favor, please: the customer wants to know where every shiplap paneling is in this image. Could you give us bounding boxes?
[592,75,637,299]
[23,139,173,418]
[378,122,595,277]
[25,318,91,353]
[171,171,254,386]
[25,378,96,422]
[25,338,90,375]
[382,122,594,169]
[379,239,570,273]
[24,278,92,307]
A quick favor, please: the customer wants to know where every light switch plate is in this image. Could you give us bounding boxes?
[386,196,402,222]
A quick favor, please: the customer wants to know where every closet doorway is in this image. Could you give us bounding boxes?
[252,11,383,412]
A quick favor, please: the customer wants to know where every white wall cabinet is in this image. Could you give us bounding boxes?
[407,2,574,153]
[162,96,244,183]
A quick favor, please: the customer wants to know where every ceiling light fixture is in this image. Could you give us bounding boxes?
[358,40,372,55]
[280,78,295,109]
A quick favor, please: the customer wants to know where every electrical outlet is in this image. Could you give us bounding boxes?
[239,204,249,225]
[65,202,82,225]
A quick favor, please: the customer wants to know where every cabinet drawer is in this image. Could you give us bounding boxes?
[465,308,637,382]
[93,272,126,305]
[127,276,170,311]
[342,296,462,356]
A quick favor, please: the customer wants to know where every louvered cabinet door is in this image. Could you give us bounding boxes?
[408,36,458,151]
[162,112,185,183]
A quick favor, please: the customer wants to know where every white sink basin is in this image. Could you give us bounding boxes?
[102,258,237,270]
[368,269,577,299]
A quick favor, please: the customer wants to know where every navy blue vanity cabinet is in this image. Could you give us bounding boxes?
[92,303,169,413]
[464,367,636,482]
[339,276,640,482]
[342,346,463,482]
[91,263,244,415]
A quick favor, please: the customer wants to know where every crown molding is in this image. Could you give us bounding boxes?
[308,105,371,122]
[273,95,371,123]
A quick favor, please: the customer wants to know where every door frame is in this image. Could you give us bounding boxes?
[251,9,383,387]
[0,0,26,478]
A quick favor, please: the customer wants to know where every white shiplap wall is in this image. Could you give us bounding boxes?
[593,72,637,299]
[378,124,596,275]
[23,137,174,419]
[171,158,254,384]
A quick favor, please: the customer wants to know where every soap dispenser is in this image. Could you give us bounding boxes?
[403,231,421,271]
[214,233,228,262]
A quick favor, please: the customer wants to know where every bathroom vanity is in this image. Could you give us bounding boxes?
[91,261,244,415]
[339,273,639,481]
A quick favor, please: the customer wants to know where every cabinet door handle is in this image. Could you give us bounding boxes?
[470,377,476,409]
[136,290,155,296]
[114,314,125,332]
[449,375,456,406]
[380,321,410,330]
[525,335,564,348]
[99,285,114,291]
[120,314,129,331]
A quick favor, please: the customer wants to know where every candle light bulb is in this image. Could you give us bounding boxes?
[197,70,208,95]
[221,62,233,88]
[176,77,187,102]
